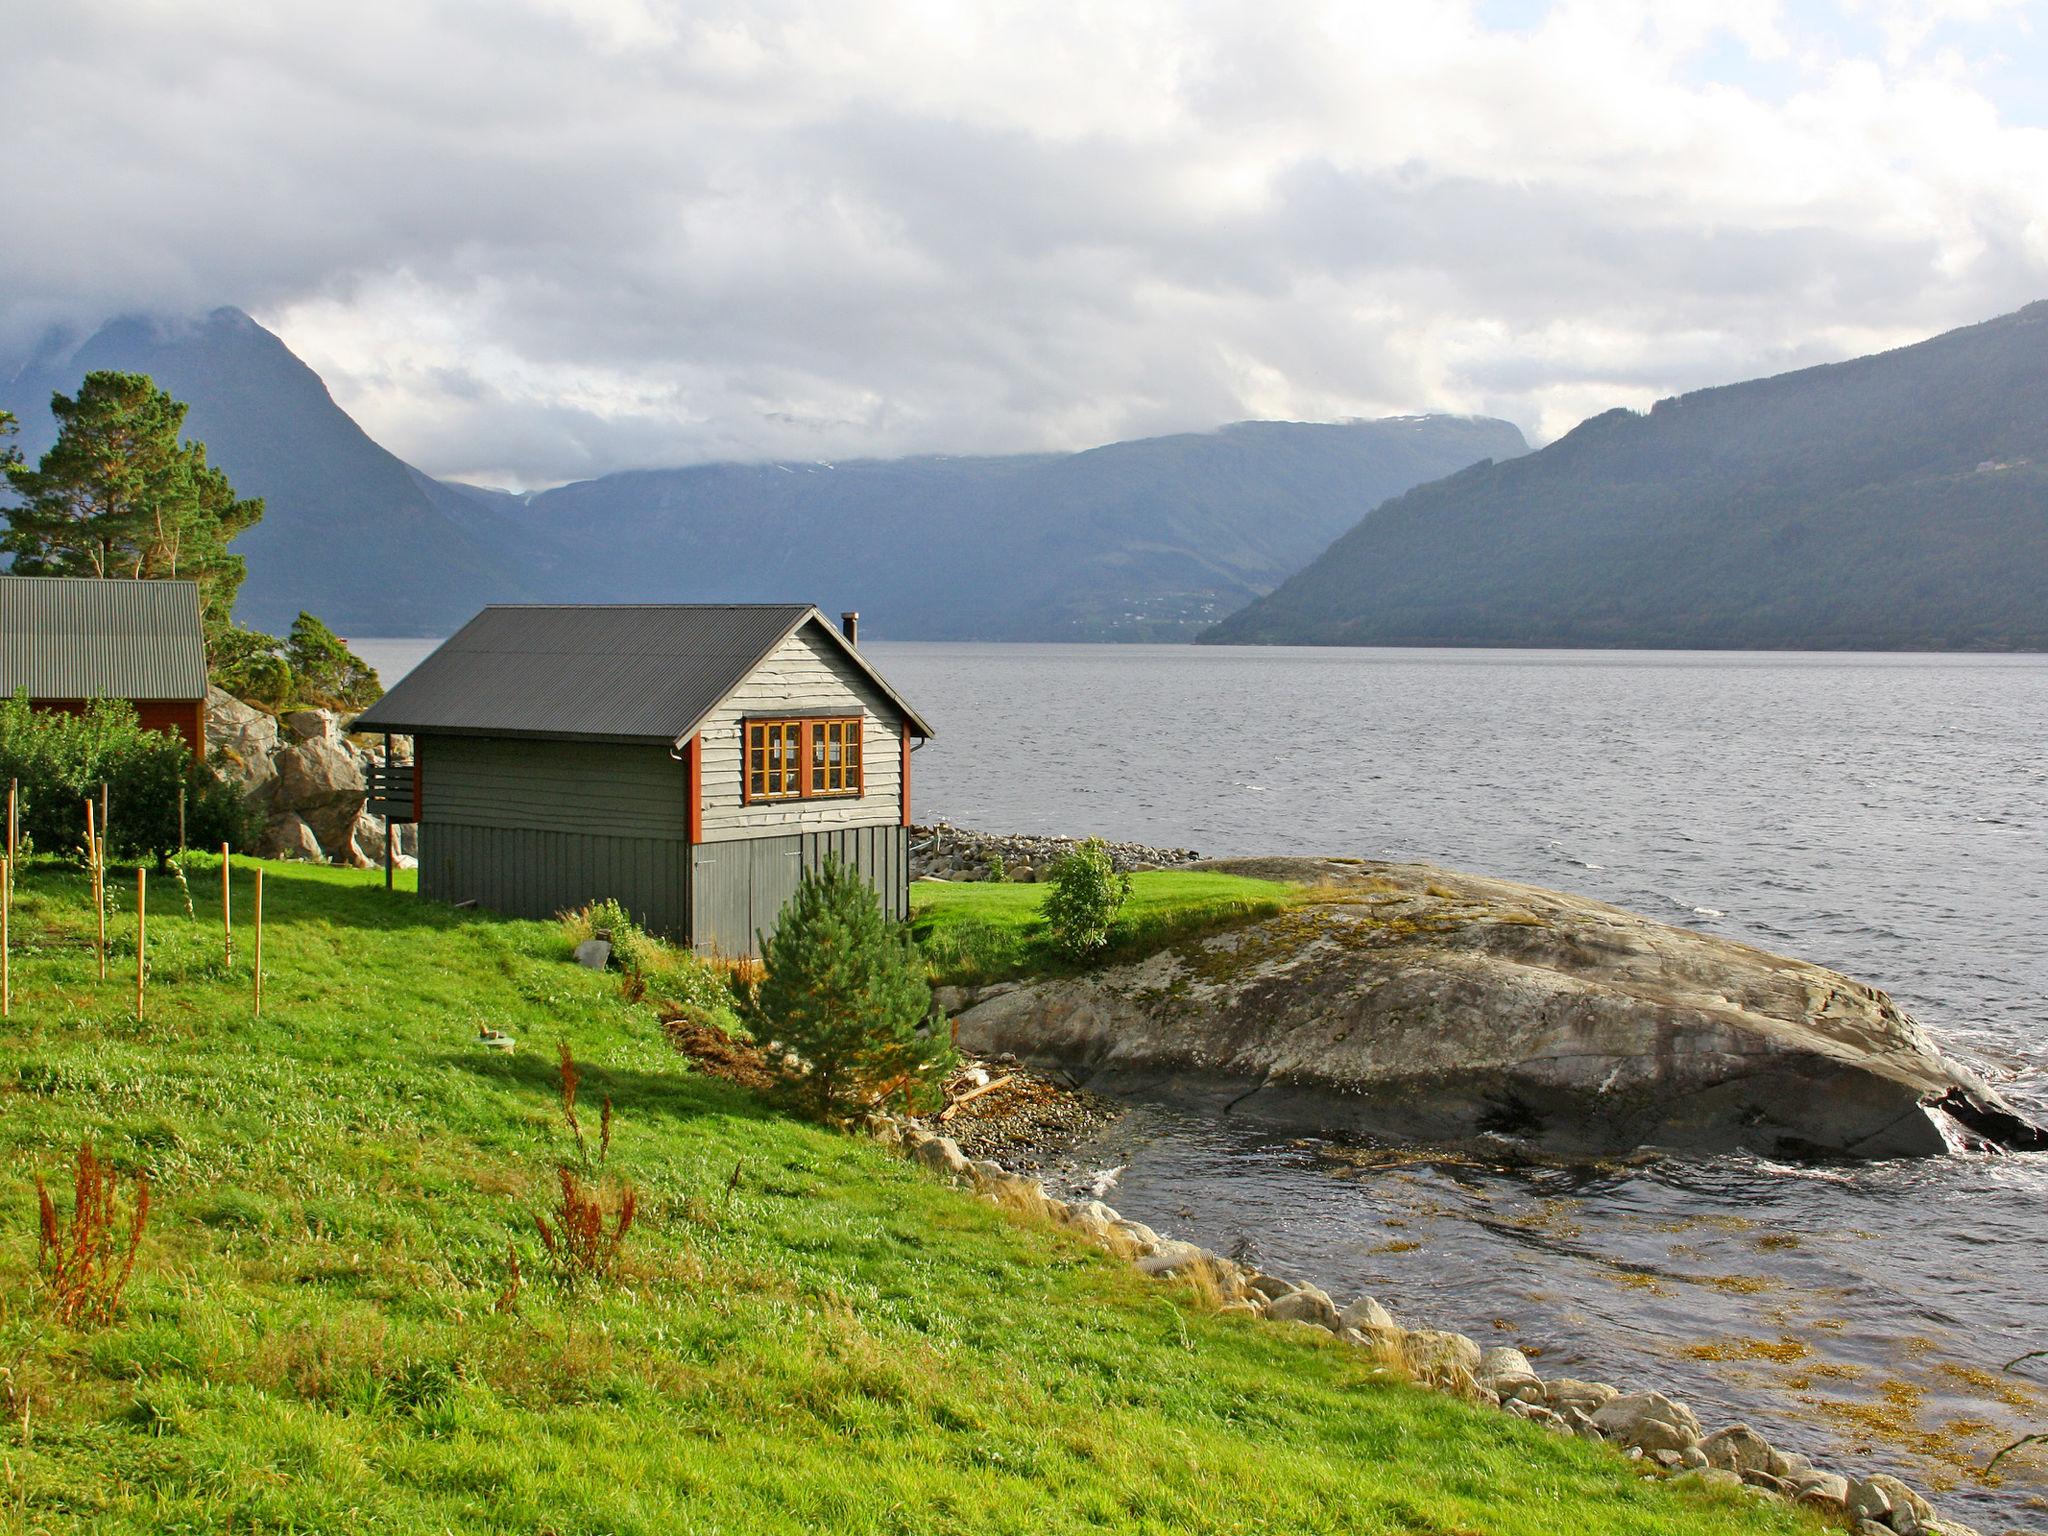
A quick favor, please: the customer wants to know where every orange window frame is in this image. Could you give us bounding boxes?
[744,716,864,803]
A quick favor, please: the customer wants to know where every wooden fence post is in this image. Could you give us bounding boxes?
[2,853,10,1020]
[135,867,147,1021]
[6,778,16,868]
[86,798,105,980]
[222,844,232,968]
[253,869,264,1017]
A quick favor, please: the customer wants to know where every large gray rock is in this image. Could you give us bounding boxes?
[1700,1424,1776,1477]
[1265,1286,1340,1330]
[951,857,2044,1156]
[1590,1391,1703,1454]
[205,688,280,803]
[283,708,339,744]
[255,811,324,862]
[272,738,367,857]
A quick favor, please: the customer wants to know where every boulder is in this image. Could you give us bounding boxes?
[1339,1295,1398,1333]
[1248,1275,1298,1301]
[1136,1240,1212,1278]
[283,708,339,744]
[205,687,279,776]
[1793,1472,1850,1512]
[255,811,324,862]
[1848,1475,1933,1530]
[573,940,612,970]
[952,858,2046,1156]
[1265,1286,1341,1331]
[911,1137,970,1178]
[1590,1391,1703,1454]
[1700,1424,1776,1477]
[271,739,368,856]
[1402,1330,1482,1379]
[1543,1378,1618,1414]
[1477,1346,1542,1401]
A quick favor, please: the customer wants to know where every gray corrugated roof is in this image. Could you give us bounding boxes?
[352,603,932,744]
[0,576,208,700]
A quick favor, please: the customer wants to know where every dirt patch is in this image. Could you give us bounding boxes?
[660,1010,778,1093]
[922,1060,1122,1172]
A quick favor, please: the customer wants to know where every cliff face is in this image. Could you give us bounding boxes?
[949,857,2040,1158]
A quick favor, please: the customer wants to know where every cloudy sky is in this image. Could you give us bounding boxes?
[4,0,2045,488]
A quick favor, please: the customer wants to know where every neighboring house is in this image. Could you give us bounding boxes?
[0,574,209,756]
[352,603,933,954]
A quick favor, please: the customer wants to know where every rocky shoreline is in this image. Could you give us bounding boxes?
[879,1094,2019,1536]
[911,823,1199,882]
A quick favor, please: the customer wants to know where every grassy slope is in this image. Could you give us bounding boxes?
[0,858,1812,1535]
[909,871,1303,987]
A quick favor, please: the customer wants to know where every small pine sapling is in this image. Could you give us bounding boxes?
[755,855,948,1121]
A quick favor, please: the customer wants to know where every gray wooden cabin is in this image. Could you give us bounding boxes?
[352,604,933,954]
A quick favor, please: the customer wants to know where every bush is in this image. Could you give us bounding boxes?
[210,624,294,712]
[208,612,380,713]
[559,898,743,1018]
[754,856,947,1121]
[0,693,254,862]
[1041,837,1133,956]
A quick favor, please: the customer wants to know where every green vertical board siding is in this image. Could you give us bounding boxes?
[422,735,690,838]
[689,824,909,956]
[419,824,690,939]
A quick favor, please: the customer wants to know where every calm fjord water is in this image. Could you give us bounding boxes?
[362,639,2048,1518]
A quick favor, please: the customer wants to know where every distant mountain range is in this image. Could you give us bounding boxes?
[1,309,1525,639]
[1206,302,2048,650]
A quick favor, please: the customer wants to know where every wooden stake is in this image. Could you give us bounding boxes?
[252,869,263,1017]
[87,798,107,981]
[135,867,147,1021]
[6,777,16,868]
[2,853,11,1020]
[221,843,232,967]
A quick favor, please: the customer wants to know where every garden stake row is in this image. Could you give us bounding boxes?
[85,796,107,980]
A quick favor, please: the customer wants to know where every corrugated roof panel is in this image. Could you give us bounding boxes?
[0,576,208,700]
[352,603,834,741]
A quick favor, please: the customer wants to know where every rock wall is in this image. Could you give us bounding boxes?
[912,822,1198,882]
[206,687,416,868]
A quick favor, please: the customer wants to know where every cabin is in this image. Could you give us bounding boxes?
[0,574,209,756]
[351,603,933,955]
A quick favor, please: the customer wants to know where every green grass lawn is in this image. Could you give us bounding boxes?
[0,855,1813,1534]
[909,870,1304,986]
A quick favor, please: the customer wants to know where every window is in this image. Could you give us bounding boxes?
[745,716,863,802]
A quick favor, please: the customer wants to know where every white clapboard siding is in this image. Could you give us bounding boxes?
[696,620,904,843]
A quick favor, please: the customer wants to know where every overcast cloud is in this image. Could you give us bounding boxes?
[3,0,2045,486]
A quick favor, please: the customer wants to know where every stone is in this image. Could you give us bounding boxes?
[1543,1378,1618,1414]
[1477,1346,1542,1401]
[1701,1424,1776,1477]
[1217,1300,1261,1319]
[255,811,324,862]
[1676,1469,1746,1493]
[1067,1199,1121,1229]
[1402,1330,1483,1378]
[1857,1475,1934,1529]
[1590,1391,1703,1454]
[573,939,612,970]
[205,687,280,771]
[912,1137,970,1177]
[1339,1295,1398,1333]
[950,858,2047,1157]
[1136,1240,1212,1278]
[1265,1286,1341,1331]
[272,738,368,856]
[1742,1471,1792,1497]
[1680,1447,1710,1470]
[1248,1274,1297,1301]
[1518,1405,1569,1432]
[283,708,339,744]
[1793,1472,1850,1512]
[1114,1219,1162,1248]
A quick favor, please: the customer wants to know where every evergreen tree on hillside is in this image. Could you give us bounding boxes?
[2,372,262,633]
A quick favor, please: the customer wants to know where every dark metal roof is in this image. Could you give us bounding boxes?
[352,603,933,744]
[0,576,208,701]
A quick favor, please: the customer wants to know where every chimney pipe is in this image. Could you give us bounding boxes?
[840,610,859,647]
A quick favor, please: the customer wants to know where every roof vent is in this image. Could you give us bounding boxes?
[840,611,859,647]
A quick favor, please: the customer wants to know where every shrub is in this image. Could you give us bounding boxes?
[1041,837,1133,956]
[36,1141,150,1328]
[0,692,253,862]
[755,856,948,1121]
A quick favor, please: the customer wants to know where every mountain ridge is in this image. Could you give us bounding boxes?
[1204,300,2048,651]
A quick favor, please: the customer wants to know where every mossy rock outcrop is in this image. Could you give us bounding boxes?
[950,857,2043,1158]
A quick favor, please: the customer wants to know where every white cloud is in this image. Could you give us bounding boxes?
[2,0,2044,484]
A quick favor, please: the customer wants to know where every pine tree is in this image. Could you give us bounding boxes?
[755,857,947,1122]
[2,372,262,634]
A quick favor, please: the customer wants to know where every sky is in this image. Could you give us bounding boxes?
[3,0,2046,489]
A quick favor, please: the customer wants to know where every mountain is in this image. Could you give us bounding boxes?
[496,414,1528,641]
[2,309,537,635]
[2,308,1526,640]
[1205,302,2048,650]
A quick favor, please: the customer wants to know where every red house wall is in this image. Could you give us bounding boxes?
[31,697,207,759]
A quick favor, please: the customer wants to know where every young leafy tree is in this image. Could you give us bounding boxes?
[755,857,947,1122]
[2,372,262,634]
[0,408,18,473]
[1042,837,1134,957]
